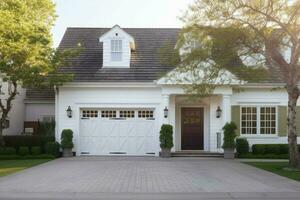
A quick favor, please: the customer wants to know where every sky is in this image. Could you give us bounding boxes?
[51,0,194,47]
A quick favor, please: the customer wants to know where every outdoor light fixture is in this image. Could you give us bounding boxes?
[164,107,169,118]
[216,106,222,118]
[66,106,72,118]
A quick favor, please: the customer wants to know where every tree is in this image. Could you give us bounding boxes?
[173,0,300,168]
[0,0,75,146]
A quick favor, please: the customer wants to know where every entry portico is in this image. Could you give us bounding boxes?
[160,85,233,152]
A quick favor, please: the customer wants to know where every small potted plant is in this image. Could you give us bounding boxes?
[61,129,74,157]
[159,124,173,158]
[222,122,237,159]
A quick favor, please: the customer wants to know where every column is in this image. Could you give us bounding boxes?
[162,94,170,124]
[221,94,231,126]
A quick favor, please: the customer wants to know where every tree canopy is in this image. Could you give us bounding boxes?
[172,0,300,168]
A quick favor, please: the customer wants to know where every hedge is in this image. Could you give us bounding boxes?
[0,147,16,155]
[0,154,55,160]
[45,142,60,157]
[238,153,289,159]
[252,144,300,155]
[236,138,249,154]
[3,135,55,153]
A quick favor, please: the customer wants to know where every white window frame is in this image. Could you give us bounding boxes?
[111,39,122,61]
[240,105,278,137]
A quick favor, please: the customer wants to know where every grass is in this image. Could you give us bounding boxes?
[245,162,300,182]
[0,159,52,177]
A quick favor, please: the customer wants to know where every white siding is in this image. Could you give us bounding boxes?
[56,86,164,155]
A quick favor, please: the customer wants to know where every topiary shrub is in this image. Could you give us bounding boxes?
[18,146,29,156]
[61,129,74,149]
[252,144,266,154]
[265,144,281,154]
[236,138,249,154]
[46,142,60,157]
[222,122,237,149]
[0,147,16,155]
[159,124,173,149]
[30,146,41,155]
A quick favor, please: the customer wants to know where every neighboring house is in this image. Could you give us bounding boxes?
[2,87,55,135]
[4,25,300,156]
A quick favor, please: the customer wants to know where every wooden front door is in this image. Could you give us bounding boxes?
[181,108,204,150]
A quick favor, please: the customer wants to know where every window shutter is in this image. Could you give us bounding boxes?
[278,106,287,136]
[296,106,300,136]
[231,106,240,136]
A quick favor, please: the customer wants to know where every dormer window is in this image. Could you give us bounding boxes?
[111,39,122,61]
[99,25,135,68]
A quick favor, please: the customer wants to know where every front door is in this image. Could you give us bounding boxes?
[181,108,204,150]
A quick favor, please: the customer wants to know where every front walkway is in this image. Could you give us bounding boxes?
[0,157,300,199]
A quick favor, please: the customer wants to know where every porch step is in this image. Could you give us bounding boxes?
[171,151,223,158]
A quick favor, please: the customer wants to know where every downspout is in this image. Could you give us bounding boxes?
[54,86,59,142]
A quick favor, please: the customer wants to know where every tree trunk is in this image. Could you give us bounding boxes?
[0,128,4,147]
[287,90,300,168]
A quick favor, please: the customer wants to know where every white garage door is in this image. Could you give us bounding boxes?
[79,109,157,155]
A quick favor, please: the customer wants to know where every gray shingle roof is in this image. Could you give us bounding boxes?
[25,88,55,101]
[58,27,180,82]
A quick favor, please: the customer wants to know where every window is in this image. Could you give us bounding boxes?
[138,110,154,118]
[241,107,257,134]
[42,116,55,122]
[260,107,276,134]
[120,110,135,118]
[82,110,98,118]
[111,40,122,61]
[241,106,277,135]
[101,110,116,118]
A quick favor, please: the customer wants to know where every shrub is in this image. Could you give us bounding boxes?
[36,120,55,137]
[279,144,289,154]
[159,124,173,149]
[238,153,289,159]
[222,122,237,149]
[4,135,54,151]
[46,142,60,157]
[18,146,29,156]
[265,144,281,154]
[252,144,266,154]
[0,147,16,155]
[31,146,41,155]
[61,129,74,149]
[0,154,55,160]
[236,138,249,154]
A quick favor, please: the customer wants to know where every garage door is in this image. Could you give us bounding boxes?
[79,109,157,155]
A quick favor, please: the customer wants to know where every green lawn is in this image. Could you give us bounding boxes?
[245,162,300,182]
[0,159,52,177]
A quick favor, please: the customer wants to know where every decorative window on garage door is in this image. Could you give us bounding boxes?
[120,110,135,118]
[138,110,154,118]
[101,110,117,118]
[82,110,98,118]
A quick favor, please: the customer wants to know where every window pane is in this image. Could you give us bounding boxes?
[241,107,257,134]
[260,107,276,134]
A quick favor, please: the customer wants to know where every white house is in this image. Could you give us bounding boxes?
[4,25,300,156]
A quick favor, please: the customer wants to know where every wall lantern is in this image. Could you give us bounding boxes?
[164,107,169,118]
[66,106,72,118]
[216,106,222,118]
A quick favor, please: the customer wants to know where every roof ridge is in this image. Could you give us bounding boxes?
[66,27,181,30]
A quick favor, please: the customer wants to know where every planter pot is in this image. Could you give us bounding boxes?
[223,148,235,159]
[62,148,73,157]
[160,148,171,158]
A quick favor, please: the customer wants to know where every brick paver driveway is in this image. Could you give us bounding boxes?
[0,157,300,200]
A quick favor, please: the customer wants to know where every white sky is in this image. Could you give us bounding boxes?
[52,0,194,47]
